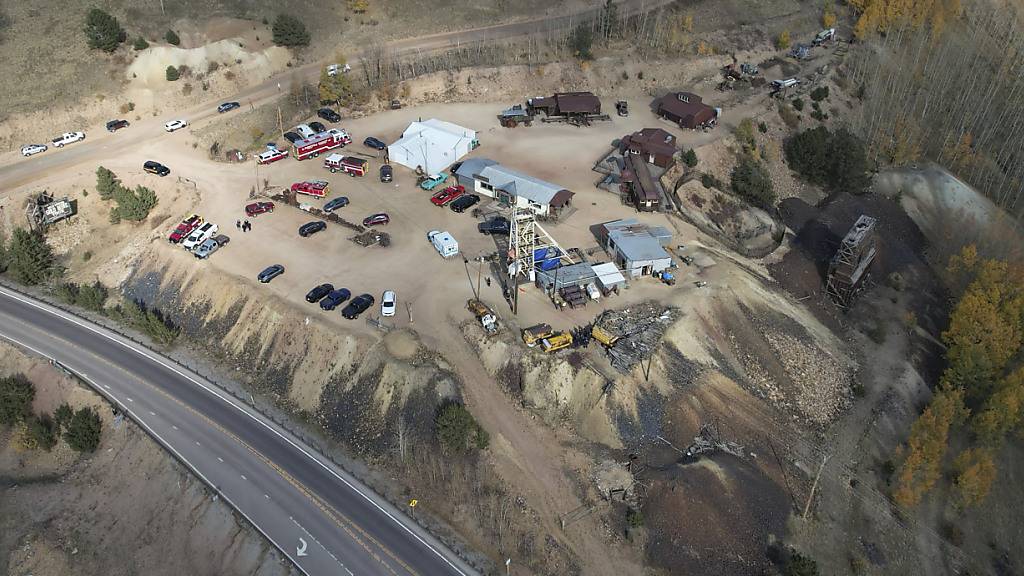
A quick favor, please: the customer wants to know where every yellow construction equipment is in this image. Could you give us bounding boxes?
[522,323,554,347]
[591,325,619,348]
[467,299,499,334]
[540,332,574,353]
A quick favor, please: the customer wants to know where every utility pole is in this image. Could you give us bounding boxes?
[277,106,285,137]
[476,254,483,298]
[802,453,831,520]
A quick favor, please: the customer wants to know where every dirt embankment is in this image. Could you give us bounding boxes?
[0,341,297,576]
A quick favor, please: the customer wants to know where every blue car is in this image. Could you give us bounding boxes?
[323,197,350,212]
[319,288,352,311]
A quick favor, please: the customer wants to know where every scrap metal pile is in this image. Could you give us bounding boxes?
[592,302,677,374]
[350,230,391,247]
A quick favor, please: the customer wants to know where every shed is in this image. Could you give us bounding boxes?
[528,92,602,116]
[620,128,677,168]
[455,158,574,218]
[624,155,661,212]
[388,119,477,178]
[536,262,596,292]
[598,219,674,277]
[656,92,717,129]
[591,262,626,292]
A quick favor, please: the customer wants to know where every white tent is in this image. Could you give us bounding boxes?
[387,119,476,178]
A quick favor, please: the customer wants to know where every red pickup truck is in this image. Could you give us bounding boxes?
[430,185,465,207]
[168,214,203,243]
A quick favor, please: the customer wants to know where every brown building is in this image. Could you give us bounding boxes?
[619,128,677,168]
[621,155,661,212]
[655,92,717,129]
[527,92,602,116]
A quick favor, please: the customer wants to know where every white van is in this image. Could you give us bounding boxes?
[294,124,316,139]
[427,230,459,259]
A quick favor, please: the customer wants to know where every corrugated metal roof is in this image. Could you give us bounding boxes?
[459,158,573,206]
[603,219,672,262]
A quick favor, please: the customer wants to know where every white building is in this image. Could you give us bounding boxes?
[454,157,575,218]
[387,119,477,178]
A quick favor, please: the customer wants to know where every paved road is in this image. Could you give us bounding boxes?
[0,0,675,191]
[0,284,476,576]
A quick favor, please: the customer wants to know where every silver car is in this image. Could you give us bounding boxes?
[21,144,47,157]
[193,238,221,259]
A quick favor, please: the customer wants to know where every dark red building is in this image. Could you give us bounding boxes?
[619,128,677,168]
[655,92,717,129]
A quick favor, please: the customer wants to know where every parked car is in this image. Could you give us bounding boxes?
[164,119,188,132]
[168,214,202,244]
[245,201,275,217]
[341,293,375,319]
[320,288,352,311]
[21,144,47,157]
[478,216,511,235]
[143,160,170,176]
[283,132,303,144]
[305,283,334,303]
[317,108,342,123]
[449,194,481,213]
[381,290,396,317]
[51,132,85,147]
[379,164,393,183]
[309,121,326,133]
[256,148,288,164]
[106,119,130,132]
[363,213,389,227]
[294,124,315,138]
[363,137,387,150]
[193,237,221,259]
[430,185,465,207]
[615,100,629,117]
[182,222,218,250]
[213,234,230,246]
[291,180,330,197]
[258,264,285,283]
[298,221,327,237]
[419,172,448,191]
[323,197,350,212]
[217,101,240,113]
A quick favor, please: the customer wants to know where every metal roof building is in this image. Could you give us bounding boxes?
[598,219,673,277]
[455,158,575,218]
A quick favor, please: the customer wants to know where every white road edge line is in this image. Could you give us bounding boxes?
[0,286,470,575]
[0,330,314,576]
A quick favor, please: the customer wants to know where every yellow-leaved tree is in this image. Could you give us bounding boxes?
[893,386,968,508]
[952,447,997,508]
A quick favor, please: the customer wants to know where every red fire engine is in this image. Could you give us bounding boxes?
[295,129,351,161]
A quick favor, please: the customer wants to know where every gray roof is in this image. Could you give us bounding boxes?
[456,157,570,206]
[537,262,596,290]
[604,219,672,262]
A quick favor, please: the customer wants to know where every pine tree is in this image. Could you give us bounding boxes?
[65,407,102,452]
[6,228,57,285]
[95,166,120,200]
[84,8,126,52]
[272,14,310,47]
[0,375,35,425]
[164,29,180,45]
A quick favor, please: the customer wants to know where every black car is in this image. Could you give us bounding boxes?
[143,160,170,176]
[106,119,130,132]
[299,221,327,237]
[283,132,302,144]
[309,121,326,133]
[305,283,334,303]
[449,194,481,213]
[258,264,285,283]
[478,216,510,235]
[379,164,393,183]
[319,288,352,311]
[323,197,349,212]
[341,293,375,319]
[363,137,387,150]
[317,108,342,123]
[218,101,241,113]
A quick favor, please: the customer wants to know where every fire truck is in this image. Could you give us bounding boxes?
[290,180,330,198]
[294,129,351,161]
[324,153,367,177]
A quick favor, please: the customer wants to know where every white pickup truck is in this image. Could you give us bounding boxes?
[182,222,218,250]
[51,132,85,147]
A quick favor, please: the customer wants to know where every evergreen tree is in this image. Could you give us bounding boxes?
[164,29,180,45]
[65,407,102,452]
[730,155,776,209]
[6,228,57,285]
[272,14,310,47]
[83,8,126,52]
[166,65,180,81]
[683,148,699,168]
[0,375,34,426]
[95,166,120,199]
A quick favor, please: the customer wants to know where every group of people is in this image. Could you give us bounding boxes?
[236,220,252,232]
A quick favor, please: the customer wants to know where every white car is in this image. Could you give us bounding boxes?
[381,290,396,317]
[164,119,188,132]
[21,144,47,157]
[51,132,85,147]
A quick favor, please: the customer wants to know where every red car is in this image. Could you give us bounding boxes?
[290,180,330,198]
[168,214,202,244]
[430,185,465,207]
[245,201,275,217]
[363,213,390,227]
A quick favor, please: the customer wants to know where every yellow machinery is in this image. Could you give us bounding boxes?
[540,332,574,353]
[467,299,499,334]
[522,323,554,347]
[591,325,619,348]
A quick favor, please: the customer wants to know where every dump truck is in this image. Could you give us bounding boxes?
[591,325,619,348]
[467,299,499,334]
[522,323,554,347]
[540,332,574,353]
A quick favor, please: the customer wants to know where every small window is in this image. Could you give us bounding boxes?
[481,182,493,192]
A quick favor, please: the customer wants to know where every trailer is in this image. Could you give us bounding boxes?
[295,129,351,160]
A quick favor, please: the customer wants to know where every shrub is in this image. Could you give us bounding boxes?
[110,300,180,346]
[55,282,79,304]
[5,228,57,285]
[784,552,820,576]
[568,22,594,60]
[119,101,135,114]
[76,282,109,312]
[792,98,804,111]
[700,173,723,190]
[435,401,488,453]
[25,413,59,451]
[776,30,791,50]
[730,155,776,209]
[132,36,149,50]
[735,118,756,151]
[0,375,35,425]
[54,403,74,431]
[683,148,698,168]
[206,60,220,74]
[784,126,870,194]
[626,507,644,527]
[166,65,180,81]
[758,121,768,133]
[810,86,830,102]
[84,8,126,52]
[109,184,158,223]
[778,105,800,129]
[165,29,180,45]
[65,407,102,452]
[272,14,311,47]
